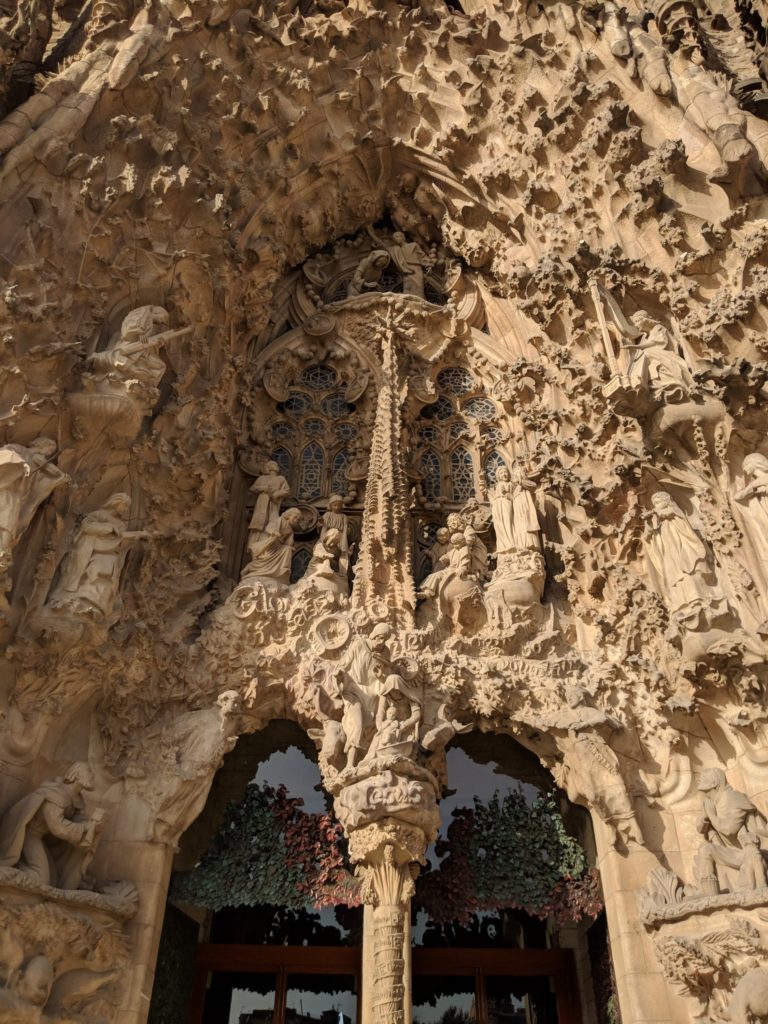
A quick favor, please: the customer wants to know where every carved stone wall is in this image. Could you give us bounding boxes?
[3,0,768,1021]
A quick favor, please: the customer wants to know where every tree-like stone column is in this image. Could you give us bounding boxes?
[350,821,425,1024]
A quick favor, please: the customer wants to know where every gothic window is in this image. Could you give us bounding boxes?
[484,451,507,485]
[331,449,350,497]
[271,421,294,440]
[421,449,442,501]
[303,418,325,436]
[437,367,475,395]
[450,445,475,501]
[280,392,312,417]
[449,420,470,441]
[300,364,337,391]
[271,447,291,480]
[334,421,357,441]
[322,393,352,418]
[298,442,324,501]
[290,547,312,583]
[418,426,437,443]
[463,397,496,421]
[421,395,455,421]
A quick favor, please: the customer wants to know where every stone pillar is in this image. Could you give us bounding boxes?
[591,817,685,1024]
[350,820,425,1024]
[95,836,175,1024]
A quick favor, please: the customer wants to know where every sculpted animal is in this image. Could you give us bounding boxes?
[724,967,768,1023]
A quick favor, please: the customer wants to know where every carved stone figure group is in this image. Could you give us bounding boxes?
[241,463,355,596]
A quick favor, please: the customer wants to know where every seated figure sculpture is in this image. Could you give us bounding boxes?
[693,767,768,896]
[242,506,303,584]
[0,763,103,890]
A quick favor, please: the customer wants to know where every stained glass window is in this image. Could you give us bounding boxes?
[290,547,312,584]
[300,364,337,391]
[418,426,437,443]
[303,418,325,436]
[437,367,475,395]
[421,449,442,501]
[331,449,350,496]
[298,442,324,501]
[485,451,507,485]
[450,445,475,501]
[484,426,503,445]
[270,447,291,480]
[420,395,454,421]
[450,420,469,440]
[280,392,312,417]
[271,420,294,440]
[463,397,496,421]
[334,421,357,441]
[322,393,351,418]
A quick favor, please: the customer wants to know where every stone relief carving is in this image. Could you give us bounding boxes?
[69,306,191,441]
[44,494,148,625]
[694,768,768,898]
[7,0,768,1019]
[0,438,66,601]
[0,764,103,891]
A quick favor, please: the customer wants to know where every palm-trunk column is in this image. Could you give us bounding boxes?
[350,821,426,1024]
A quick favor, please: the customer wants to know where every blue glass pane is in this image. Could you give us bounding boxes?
[334,420,357,441]
[322,393,351,418]
[450,420,470,440]
[450,446,475,501]
[421,450,441,501]
[271,447,291,480]
[298,442,324,501]
[463,397,496,421]
[290,547,312,584]
[271,421,294,440]
[300,364,337,391]
[280,392,312,417]
[331,449,349,496]
[437,367,475,395]
[485,451,507,485]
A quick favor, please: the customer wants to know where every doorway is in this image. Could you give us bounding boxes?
[188,944,580,1024]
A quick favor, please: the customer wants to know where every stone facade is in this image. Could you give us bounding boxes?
[3,0,768,1021]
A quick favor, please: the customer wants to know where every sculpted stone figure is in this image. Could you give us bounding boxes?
[693,768,768,896]
[446,510,489,578]
[533,689,644,848]
[488,465,541,554]
[243,506,302,584]
[0,955,53,1024]
[426,526,450,575]
[724,967,768,1023]
[88,307,177,390]
[330,624,392,770]
[417,532,471,602]
[0,437,66,576]
[47,494,147,619]
[319,494,353,575]
[135,690,243,841]
[388,231,431,298]
[643,492,722,627]
[248,460,290,537]
[347,250,390,298]
[0,763,101,890]
[624,316,695,404]
[362,676,421,765]
[304,527,346,595]
[735,453,768,567]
